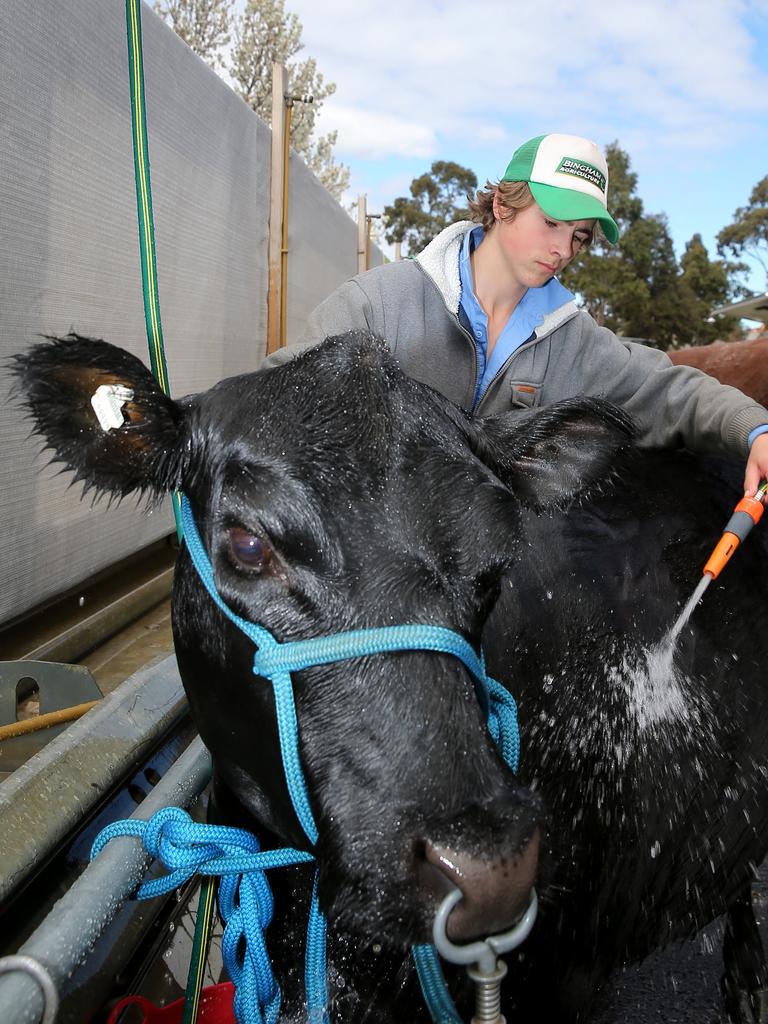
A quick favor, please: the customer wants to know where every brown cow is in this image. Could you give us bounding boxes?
[668,335,768,407]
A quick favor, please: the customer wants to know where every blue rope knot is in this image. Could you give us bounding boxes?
[140,806,260,879]
[91,807,320,1024]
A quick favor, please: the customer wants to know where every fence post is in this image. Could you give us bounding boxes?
[366,214,381,270]
[356,194,367,274]
[267,62,287,357]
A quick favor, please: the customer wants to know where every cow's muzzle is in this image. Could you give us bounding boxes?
[423,827,540,943]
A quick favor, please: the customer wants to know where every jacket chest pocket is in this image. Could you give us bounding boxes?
[509,382,542,409]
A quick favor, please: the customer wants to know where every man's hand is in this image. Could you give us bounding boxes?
[744,432,768,501]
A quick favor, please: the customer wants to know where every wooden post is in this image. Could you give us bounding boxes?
[280,99,293,350]
[366,214,381,269]
[266,62,287,357]
[356,194,367,274]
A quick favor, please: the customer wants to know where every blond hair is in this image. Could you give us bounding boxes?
[468,180,535,231]
[468,180,599,247]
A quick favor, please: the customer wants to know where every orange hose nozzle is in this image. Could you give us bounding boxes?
[702,494,765,580]
[703,533,740,579]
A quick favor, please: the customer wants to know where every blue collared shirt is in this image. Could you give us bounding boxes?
[458,226,768,449]
[458,226,573,410]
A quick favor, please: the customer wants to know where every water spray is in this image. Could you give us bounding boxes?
[702,482,767,580]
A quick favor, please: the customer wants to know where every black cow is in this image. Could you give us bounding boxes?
[14,331,768,1023]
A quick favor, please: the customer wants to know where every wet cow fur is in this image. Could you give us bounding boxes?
[13,330,768,1023]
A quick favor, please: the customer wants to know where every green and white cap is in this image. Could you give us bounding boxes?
[502,133,619,244]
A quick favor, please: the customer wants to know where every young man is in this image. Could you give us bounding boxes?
[269,133,768,497]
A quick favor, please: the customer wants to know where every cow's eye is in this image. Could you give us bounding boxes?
[227,527,272,574]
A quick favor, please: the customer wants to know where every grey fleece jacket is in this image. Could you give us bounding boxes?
[267,221,768,457]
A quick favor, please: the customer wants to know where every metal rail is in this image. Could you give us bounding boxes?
[0,654,187,903]
[22,568,173,663]
[0,736,212,1024]
[1,540,175,665]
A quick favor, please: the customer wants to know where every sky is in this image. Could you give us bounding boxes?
[281,0,768,296]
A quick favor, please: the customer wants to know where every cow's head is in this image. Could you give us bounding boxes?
[14,331,633,949]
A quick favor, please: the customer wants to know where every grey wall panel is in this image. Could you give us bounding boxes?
[2,0,164,629]
[286,154,357,347]
[286,154,384,346]
[139,14,271,391]
[1,0,368,627]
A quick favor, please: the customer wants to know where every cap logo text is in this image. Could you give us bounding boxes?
[555,157,606,194]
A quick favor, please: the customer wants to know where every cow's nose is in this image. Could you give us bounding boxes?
[423,829,540,942]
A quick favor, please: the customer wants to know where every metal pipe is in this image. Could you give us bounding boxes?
[0,737,212,1024]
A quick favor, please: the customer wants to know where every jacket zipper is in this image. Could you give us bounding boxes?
[475,334,541,415]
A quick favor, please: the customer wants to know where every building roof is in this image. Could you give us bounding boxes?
[713,292,768,323]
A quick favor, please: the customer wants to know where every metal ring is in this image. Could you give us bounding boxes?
[432,888,538,971]
[0,955,59,1024]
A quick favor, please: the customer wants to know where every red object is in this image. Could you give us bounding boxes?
[106,983,236,1024]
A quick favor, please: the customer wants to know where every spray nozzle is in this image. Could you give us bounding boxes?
[702,483,766,580]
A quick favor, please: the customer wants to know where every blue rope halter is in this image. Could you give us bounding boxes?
[92,494,520,1024]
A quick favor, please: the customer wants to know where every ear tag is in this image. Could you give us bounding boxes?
[90,384,135,432]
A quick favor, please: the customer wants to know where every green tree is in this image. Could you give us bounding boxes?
[597,142,644,231]
[154,0,349,201]
[230,0,349,199]
[559,142,646,330]
[561,144,743,348]
[717,176,768,287]
[675,234,740,346]
[154,0,232,66]
[383,161,478,254]
[620,213,681,341]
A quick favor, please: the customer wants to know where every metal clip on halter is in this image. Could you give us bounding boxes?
[432,888,538,1024]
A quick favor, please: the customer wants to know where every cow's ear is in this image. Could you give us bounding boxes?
[11,334,185,500]
[474,398,635,507]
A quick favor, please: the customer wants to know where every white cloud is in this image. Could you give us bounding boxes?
[287,0,768,161]
[316,104,436,159]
